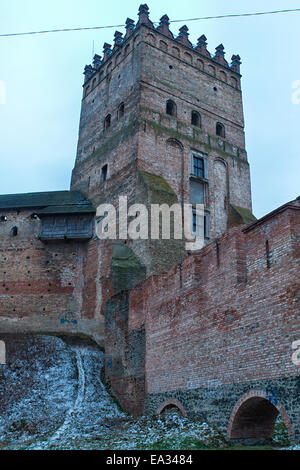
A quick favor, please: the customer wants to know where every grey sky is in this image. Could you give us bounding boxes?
[0,0,299,218]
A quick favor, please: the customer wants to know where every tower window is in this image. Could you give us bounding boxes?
[204,212,210,239]
[0,216,7,222]
[10,226,18,237]
[166,99,177,117]
[101,164,108,182]
[192,155,205,179]
[191,111,201,128]
[118,102,125,119]
[190,180,204,205]
[191,209,210,239]
[192,211,197,233]
[104,114,111,131]
[216,122,225,138]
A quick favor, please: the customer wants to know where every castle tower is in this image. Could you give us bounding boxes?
[71,4,254,274]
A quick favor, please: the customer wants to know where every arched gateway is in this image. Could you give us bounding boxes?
[228,390,293,445]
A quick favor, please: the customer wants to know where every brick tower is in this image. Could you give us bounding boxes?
[69,5,257,414]
[71,4,255,275]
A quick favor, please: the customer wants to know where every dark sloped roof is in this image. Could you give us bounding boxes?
[0,190,95,214]
[36,204,95,215]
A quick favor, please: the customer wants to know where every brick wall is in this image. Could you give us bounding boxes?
[105,201,300,439]
[0,210,104,345]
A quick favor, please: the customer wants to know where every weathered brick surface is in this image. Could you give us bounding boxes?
[0,210,104,344]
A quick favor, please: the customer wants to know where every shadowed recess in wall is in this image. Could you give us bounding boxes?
[112,244,146,293]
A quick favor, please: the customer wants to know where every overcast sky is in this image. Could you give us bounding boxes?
[0,0,299,218]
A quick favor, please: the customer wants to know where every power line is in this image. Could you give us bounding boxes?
[1,8,300,38]
[169,8,300,24]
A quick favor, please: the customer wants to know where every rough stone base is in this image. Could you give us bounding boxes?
[144,376,300,444]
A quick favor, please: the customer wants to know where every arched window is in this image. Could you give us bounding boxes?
[118,103,125,119]
[191,111,201,128]
[166,99,177,117]
[104,114,111,131]
[10,226,18,237]
[216,122,225,138]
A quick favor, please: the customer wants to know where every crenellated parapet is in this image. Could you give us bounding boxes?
[230,55,242,74]
[195,35,211,57]
[156,15,173,38]
[125,17,135,38]
[82,4,242,91]
[113,31,124,49]
[137,3,154,28]
[214,44,228,67]
[176,25,193,48]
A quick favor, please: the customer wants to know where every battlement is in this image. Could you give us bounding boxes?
[83,4,242,95]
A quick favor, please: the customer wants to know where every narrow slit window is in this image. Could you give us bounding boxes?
[10,226,18,237]
[266,240,271,269]
[101,164,108,182]
[118,103,125,119]
[104,114,111,131]
[204,212,210,239]
[192,211,197,233]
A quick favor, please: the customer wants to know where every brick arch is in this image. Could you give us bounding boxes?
[146,33,156,45]
[157,399,187,417]
[214,156,228,167]
[166,137,184,151]
[227,389,293,441]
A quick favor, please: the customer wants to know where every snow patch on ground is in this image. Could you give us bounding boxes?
[0,336,298,451]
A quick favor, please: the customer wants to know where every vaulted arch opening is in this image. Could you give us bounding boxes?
[157,399,186,417]
[228,392,292,445]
